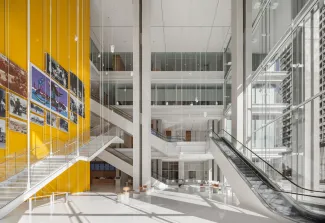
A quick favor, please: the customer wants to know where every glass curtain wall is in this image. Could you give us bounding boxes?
[249,2,323,191]
[105,83,223,106]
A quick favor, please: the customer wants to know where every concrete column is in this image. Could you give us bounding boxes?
[208,160,213,182]
[158,159,163,181]
[244,0,252,151]
[132,0,141,191]
[141,0,152,188]
[213,161,218,181]
[179,161,184,180]
[231,0,244,145]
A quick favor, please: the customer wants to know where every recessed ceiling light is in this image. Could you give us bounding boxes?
[165,102,168,105]
[74,36,78,41]
[215,101,218,105]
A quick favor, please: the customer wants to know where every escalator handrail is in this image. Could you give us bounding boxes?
[217,129,325,195]
[211,132,325,222]
[106,147,133,165]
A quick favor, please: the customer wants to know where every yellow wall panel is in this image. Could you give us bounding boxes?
[0,0,91,188]
[36,160,90,196]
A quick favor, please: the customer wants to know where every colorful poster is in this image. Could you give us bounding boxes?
[31,64,68,118]
[9,93,27,120]
[31,103,44,116]
[48,80,68,118]
[31,64,51,108]
[0,88,6,117]
[46,112,58,128]
[9,117,27,134]
[8,60,27,98]
[30,113,44,126]
[0,54,9,87]
[46,53,68,88]
[70,72,78,96]
[0,119,6,148]
[59,118,68,132]
[70,111,77,124]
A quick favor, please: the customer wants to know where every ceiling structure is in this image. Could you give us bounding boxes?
[90,0,231,52]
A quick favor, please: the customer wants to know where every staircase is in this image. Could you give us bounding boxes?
[98,147,168,190]
[0,125,122,219]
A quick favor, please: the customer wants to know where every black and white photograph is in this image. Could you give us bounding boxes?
[31,103,44,116]
[70,72,78,96]
[70,111,77,124]
[0,88,6,117]
[78,78,85,101]
[9,117,27,134]
[30,113,44,126]
[78,100,85,118]
[46,53,68,88]
[9,93,27,120]
[59,118,68,132]
[0,119,6,148]
[46,112,58,128]
[70,94,78,114]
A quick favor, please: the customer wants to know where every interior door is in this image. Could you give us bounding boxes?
[186,131,191,141]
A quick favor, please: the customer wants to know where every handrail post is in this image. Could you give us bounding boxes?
[14,152,16,175]
[29,198,32,213]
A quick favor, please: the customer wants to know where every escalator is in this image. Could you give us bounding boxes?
[210,130,325,223]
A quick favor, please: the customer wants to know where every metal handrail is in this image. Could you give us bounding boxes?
[216,129,325,195]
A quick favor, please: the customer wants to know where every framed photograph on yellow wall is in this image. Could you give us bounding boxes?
[0,119,6,148]
[9,93,27,120]
[0,88,6,118]
[9,117,27,134]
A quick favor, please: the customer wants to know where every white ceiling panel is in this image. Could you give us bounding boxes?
[207,26,231,52]
[91,27,133,52]
[91,0,231,52]
[213,0,231,27]
[161,0,219,27]
[91,0,133,27]
[164,27,211,52]
[151,27,165,52]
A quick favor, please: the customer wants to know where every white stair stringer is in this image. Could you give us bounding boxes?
[209,139,292,222]
[98,150,168,190]
[0,136,121,220]
[91,99,188,157]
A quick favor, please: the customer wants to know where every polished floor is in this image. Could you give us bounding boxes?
[2,184,285,223]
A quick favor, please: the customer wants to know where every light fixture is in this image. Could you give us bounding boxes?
[124,88,126,92]
[105,72,108,75]
[110,45,115,53]
[190,102,193,106]
[215,101,218,105]
[74,35,78,42]
[116,101,119,105]
[98,54,101,58]
[195,97,198,103]
[203,112,207,117]
[130,71,133,76]
[165,102,168,105]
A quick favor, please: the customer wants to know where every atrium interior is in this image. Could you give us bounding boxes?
[0,0,325,222]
